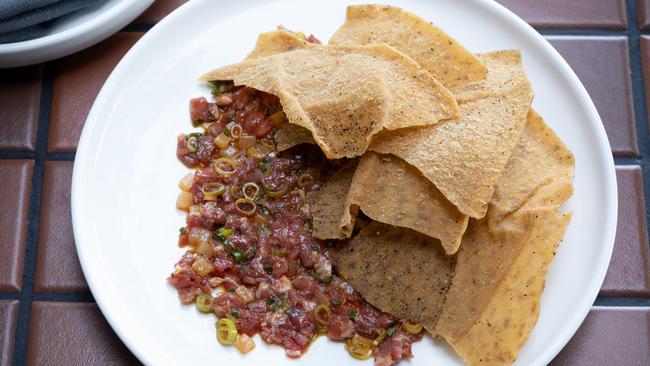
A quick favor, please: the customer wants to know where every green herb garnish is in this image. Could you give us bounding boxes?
[214,227,233,241]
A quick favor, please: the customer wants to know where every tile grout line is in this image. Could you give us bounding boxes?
[10,62,53,366]
[624,0,650,304]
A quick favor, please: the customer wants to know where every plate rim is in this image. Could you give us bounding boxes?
[71,0,618,365]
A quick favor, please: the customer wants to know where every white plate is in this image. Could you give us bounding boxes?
[0,0,154,68]
[71,0,617,365]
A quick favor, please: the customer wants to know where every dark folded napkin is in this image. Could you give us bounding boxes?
[0,0,105,44]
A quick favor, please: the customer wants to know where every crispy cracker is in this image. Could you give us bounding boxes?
[334,222,455,333]
[435,112,575,365]
[201,43,458,159]
[247,29,309,58]
[437,210,571,366]
[308,161,358,239]
[489,110,575,222]
[329,4,487,89]
[349,152,468,254]
[370,51,533,218]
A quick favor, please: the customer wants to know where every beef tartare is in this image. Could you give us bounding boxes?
[169,80,424,365]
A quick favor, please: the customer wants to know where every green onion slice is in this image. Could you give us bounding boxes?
[227,122,243,139]
[261,180,290,198]
[231,250,246,264]
[234,198,256,216]
[186,135,199,153]
[345,334,373,360]
[297,173,314,188]
[373,326,396,346]
[201,182,226,198]
[195,293,214,313]
[215,227,233,241]
[313,304,331,325]
[242,182,260,200]
[216,318,238,345]
[212,157,237,177]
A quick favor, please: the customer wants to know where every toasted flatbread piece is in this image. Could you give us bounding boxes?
[334,222,455,333]
[201,43,458,159]
[436,112,575,365]
[370,51,533,218]
[308,160,358,239]
[489,110,575,223]
[308,152,468,254]
[438,210,570,366]
[275,123,316,152]
[349,152,468,254]
[329,4,487,89]
[247,29,309,58]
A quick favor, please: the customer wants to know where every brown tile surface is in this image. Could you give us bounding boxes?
[48,32,143,152]
[551,307,650,365]
[600,166,650,296]
[639,0,650,28]
[27,302,140,366]
[34,162,87,293]
[497,0,627,29]
[0,160,33,291]
[134,0,187,24]
[0,300,19,366]
[0,66,42,151]
[547,36,638,157]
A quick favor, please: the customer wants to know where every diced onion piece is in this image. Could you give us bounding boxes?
[192,257,214,276]
[213,157,237,177]
[188,227,211,247]
[227,122,243,139]
[215,95,233,106]
[202,182,226,199]
[313,304,331,325]
[402,320,423,334]
[295,31,307,40]
[195,293,214,313]
[346,334,373,360]
[238,135,256,149]
[219,145,238,158]
[234,334,255,354]
[189,204,202,216]
[195,241,214,257]
[213,133,231,149]
[242,182,260,200]
[297,173,314,188]
[186,135,199,153]
[234,198,256,216]
[216,318,238,345]
[269,111,286,124]
[176,191,193,210]
[261,181,290,198]
[235,286,254,303]
[178,173,194,191]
